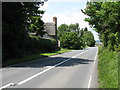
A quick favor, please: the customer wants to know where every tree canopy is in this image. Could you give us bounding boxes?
[2,2,49,60]
[81,28,95,47]
[57,23,95,49]
[60,32,83,49]
[82,2,120,51]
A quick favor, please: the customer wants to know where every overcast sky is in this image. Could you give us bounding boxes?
[39,0,99,40]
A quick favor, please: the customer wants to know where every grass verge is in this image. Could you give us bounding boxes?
[3,48,73,67]
[98,45,118,88]
[118,52,120,90]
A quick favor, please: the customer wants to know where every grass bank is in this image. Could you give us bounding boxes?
[98,45,118,88]
[118,52,120,90]
[3,48,73,67]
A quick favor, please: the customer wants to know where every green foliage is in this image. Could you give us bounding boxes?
[82,2,120,51]
[28,16,45,37]
[69,23,80,33]
[58,23,95,49]
[81,30,95,47]
[60,32,84,49]
[57,24,70,39]
[3,35,56,63]
[2,2,58,62]
[26,35,56,53]
[57,23,81,39]
[119,52,120,89]
[84,27,88,31]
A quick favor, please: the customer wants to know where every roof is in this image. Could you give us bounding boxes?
[44,22,56,36]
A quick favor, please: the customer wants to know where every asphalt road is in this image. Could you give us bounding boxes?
[1,47,98,89]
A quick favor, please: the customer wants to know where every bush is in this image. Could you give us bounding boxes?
[60,32,83,49]
[26,35,56,53]
[3,35,57,62]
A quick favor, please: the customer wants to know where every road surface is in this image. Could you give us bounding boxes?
[1,47,98,89]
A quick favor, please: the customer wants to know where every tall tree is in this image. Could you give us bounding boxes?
[78,27,95,47]
[57,24,70,39]
[2,2,46,60]
[57,23,81,38]
[58,23,95,49]
[82,2,120,51]
[81,30,95,47]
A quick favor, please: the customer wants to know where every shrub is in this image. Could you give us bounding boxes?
[60,32,83,49]
[26,35,56,53]
[3,35,57,62]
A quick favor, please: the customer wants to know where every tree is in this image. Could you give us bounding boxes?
[69,23,80,33]
[28,16,45,37]
[2,2,46,60]
[84,27,88,31]
[60,32,84,49]
[82,2,120,51]
[57,24,70,39]
[81,28,95,47]
[58,23,95,49]
[57,23,81,39]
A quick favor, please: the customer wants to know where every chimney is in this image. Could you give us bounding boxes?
[53,17,57,26]
[53,17,58,50]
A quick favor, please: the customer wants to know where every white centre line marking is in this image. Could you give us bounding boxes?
[0,83,14,90]
[17,50,89,85]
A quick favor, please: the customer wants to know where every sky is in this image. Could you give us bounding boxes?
[39,0,99,40]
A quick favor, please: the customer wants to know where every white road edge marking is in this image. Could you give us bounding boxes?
[17,50,89,85]
[88,75,92,88]
[88,47,98,88]
[94,47,98,64]
[0,83,14,90]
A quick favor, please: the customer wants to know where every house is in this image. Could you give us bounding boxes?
[29,17,60,49]
[43,17,60,48]
[43,17,57,39]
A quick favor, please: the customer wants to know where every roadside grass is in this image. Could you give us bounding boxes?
[98,45,118,88]
[118,52,120,90]
[3,48,73,67]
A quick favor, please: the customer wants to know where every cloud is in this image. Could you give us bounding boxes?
[42,9,89,28]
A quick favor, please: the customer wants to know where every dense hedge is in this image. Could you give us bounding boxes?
[3,35,56,61]
[27,35,56,52]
